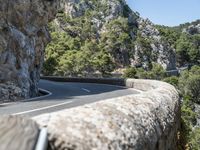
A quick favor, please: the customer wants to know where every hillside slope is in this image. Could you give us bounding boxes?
[156,20,200,67]
[43,0,176,76]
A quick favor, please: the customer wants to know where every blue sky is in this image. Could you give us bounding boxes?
[126,0,200,26]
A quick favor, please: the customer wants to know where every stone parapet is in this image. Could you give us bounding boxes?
[34,78,180,150]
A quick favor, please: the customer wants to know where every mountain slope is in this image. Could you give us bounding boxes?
[43,0,176,76]
[156,20,200,66]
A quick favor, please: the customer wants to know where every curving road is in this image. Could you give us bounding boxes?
[0,80,139,117]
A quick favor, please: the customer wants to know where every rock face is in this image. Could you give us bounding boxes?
[134,19,176,70]
[34,79,180,150]
[0,0,59,101]
[183,23,200,35]
[64,0,130,21]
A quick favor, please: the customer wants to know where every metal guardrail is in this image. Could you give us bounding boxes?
[35,128,48,150]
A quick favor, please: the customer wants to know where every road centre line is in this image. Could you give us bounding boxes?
[81,88,91,93]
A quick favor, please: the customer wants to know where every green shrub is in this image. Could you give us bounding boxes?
[135,63,166,80]
[42,57,58,76]
[179,66,200,104]
[180,96,197,149]
[123,67,137,78]
[185,75,200,104]
[189,128,200,150]
[163,76,179,88]
[150,63,167,80]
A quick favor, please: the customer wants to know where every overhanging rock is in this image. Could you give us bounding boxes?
[0,0,66,101]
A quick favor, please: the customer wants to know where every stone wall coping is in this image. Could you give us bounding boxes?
[34,78,180,150]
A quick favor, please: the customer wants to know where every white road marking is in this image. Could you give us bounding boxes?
[0,88,52,106]
[81,88,91,93]
[21,88,52,102]
[12,101,73,115]
[0,102,14,106]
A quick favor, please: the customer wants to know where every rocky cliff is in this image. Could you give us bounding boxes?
[134,19,176,70]
[176,19,200,35]
[183,23,200,35]
[0,0,59,101]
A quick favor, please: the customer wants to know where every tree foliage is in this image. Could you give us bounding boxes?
[123,67,137,78]
[179,66,200,104]
[123,63,166,80]
[43,4,137,76]
[156,24,200,67]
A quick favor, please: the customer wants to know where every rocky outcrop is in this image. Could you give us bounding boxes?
[183,23,200,35]
[0,0,59,101]
[63,0,129,21]
[34,79,180,150]
[134,19,176,70]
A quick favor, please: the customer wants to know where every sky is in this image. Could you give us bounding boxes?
[126,0,200,26]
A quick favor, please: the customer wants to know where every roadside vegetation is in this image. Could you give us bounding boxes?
[43,5,137,77]
[155,23,200,149]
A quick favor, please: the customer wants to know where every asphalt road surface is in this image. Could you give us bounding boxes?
[0,80,139,117]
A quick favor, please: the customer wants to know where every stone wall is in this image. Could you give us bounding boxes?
[34,79,180,150]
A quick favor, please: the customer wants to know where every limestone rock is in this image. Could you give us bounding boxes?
[134,19,176,70]
[183,23,200,35]
[0,0,59,101]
